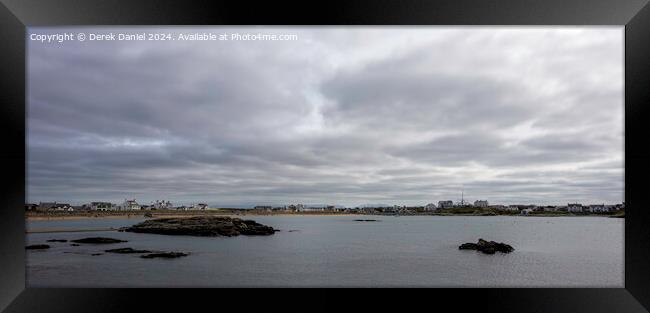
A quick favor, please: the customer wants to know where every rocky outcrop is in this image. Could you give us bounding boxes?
[121,216,277,237]
[26,244,50,250]
[71,237,127,244]
[47,239,68,242]
[354,219,379,222]
[140,252,188,259]
[103,247,187,258]
[105,248,152,254]
[459,239,514,254]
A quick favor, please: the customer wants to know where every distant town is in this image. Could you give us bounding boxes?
[25,198,626,217]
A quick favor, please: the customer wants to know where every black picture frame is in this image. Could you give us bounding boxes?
[1,0,649,312]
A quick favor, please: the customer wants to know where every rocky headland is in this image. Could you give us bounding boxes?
[121,216,277,237]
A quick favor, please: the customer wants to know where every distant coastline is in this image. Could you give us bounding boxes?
[25,208,624,221]
[25,210,349,221]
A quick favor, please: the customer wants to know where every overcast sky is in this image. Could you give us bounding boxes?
[27,27,623,207]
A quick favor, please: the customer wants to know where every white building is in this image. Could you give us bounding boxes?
[302,206,326,212]
[567,203,583,213]
[193,203,208,210]
[90,202,114,211]
[39,202,73,211]
[120,199,141,210]
[605,204,617,212]
[589,204,607,212]
[152,200,173,210]
[438,200,454,209]
[424,203,437,211]
[474,200,488,208]
[49,203,72,211]
[506,205,521,211]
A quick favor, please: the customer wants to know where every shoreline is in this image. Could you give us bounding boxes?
[25,211,621,221]
[25,211,622,234]
[26,212,354,221]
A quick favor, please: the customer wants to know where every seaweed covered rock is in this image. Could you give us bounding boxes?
[459,238,514,254]
[122,216,277,237]
[459,243,479,250]
[71,237,127,244]
[26,244,50,250]
[105,248,152,254]
[140,252,188,259]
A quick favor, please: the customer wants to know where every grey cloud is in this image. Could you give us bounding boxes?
[27,27,623,206]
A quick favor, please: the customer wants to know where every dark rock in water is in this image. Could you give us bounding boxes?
[459,243,479,250]
[105,247,152,254]
[70,244,80,247]
[26,244,50,250]
[288,230,300,232]
[91,253,103,256]
[140,252,188,259]
[47,239,68,243]
[122,216,277,237]
[459,238,514,254]
[354,219,379,222]
[71,237,127,244]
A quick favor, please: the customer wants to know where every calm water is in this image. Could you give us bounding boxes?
[26,215,623,287]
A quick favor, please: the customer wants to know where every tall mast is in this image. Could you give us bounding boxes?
[461,186,464,205]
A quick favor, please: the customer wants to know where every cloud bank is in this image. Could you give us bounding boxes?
[27,27,623,206]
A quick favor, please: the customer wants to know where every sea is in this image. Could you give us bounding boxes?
[26,215,623,287]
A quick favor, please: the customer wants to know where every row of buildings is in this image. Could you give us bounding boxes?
[256,200,495,213]
[423,200,491,210]
[254,204,341,212]
[25,199,210,212]
[26,199,625,214]
[423,200,624,212]
[342,201,624,214]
